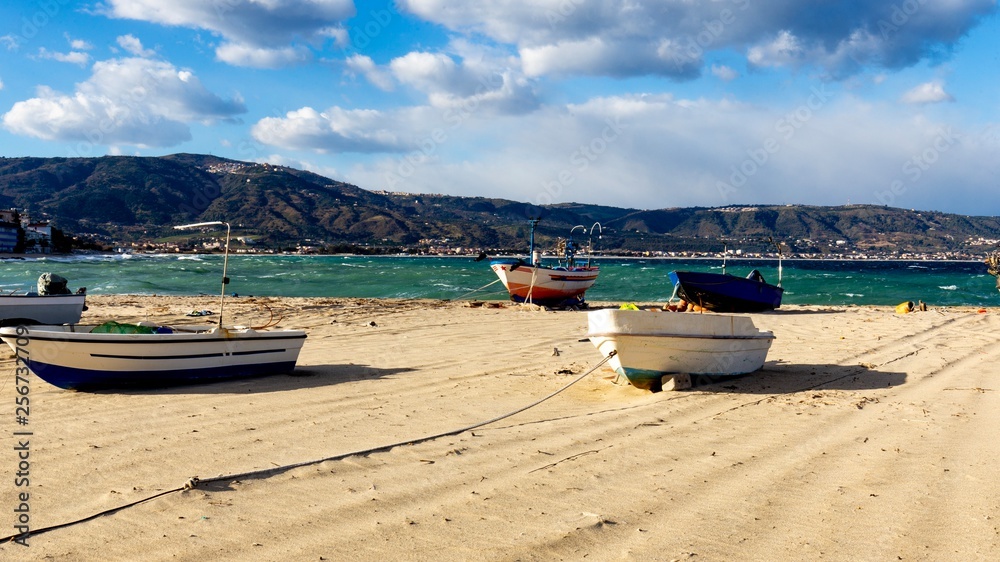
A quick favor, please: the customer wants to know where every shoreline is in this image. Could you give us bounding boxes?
[74,294,1000,312]
[2,251,991,263]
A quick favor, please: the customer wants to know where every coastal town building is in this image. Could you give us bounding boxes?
[0,208,58,253]
[25,222,53,253]
[0,222,17,253]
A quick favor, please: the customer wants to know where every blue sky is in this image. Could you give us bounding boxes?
[1,1,999,215]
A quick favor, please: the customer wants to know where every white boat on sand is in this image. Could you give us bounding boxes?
[0,273,87,325]
[0,222,307,391]
[0,293,86,325]
[587,309,775,391]
[0,323,306,390]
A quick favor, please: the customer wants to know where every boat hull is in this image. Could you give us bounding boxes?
[0,294,86,325]
[587,309,774,390]
[0,325,306,390]
[668,270,783,312]
[490,259,598,306]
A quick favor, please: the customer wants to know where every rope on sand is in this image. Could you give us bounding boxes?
[449,278,502,301]
[2,351,615,544]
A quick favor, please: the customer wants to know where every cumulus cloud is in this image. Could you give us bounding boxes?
[116,34,155,57]
[901,80,955,104]
[345,54,395,91]
[101,0,354,67]
[2,57,246,148]
[521,36,701,79]
[398,0,998,80]
[215,43,309,68]
[711,64,739,81]
[68,37,94,51]
[251,106,412,153]
[35,47,91,66]
[388,51,539,113]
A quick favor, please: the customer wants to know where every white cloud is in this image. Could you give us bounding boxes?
[215,43,309,68]
[102,0,354,68]
[747,30,802,68]
[68,38,94,51]
[345,54,395,91]
[35,48,91,66]
[711,64,739,81]
[251,106,411,153]
[388,51,539,113]
[2,57,246,148]
[117,34,156,57]
[901,81,955,105]
[1,35,19,52]
[520,36,701,79]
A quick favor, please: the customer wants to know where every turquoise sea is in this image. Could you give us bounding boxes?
[1,254,997,307]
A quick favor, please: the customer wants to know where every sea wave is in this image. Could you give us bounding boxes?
[0,255,991,305]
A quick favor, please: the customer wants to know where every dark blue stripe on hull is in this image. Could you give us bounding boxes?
[27,359,299,391]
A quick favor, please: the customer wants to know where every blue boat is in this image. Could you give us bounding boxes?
[668,269,783,312]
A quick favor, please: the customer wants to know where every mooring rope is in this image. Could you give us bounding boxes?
[2,351,615,543]
[449,278,502,301]
[527,265,539,304]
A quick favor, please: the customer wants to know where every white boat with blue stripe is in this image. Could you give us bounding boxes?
[0,221,307,391]
[0,323,306,390]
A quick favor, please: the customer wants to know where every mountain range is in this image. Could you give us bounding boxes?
[1,153,998,256]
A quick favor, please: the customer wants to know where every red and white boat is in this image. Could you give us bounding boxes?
[489,220,600,307]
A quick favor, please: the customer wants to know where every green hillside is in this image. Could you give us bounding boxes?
[1,154,998,256]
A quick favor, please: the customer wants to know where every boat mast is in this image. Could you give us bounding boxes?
[175,221,232,327]
[769,237,783,287]
[528,218,540,265]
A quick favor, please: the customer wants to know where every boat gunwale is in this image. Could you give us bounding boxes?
[0,294,87,300]
[0,330,307,345]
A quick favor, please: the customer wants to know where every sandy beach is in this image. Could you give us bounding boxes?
[2,295,999,560]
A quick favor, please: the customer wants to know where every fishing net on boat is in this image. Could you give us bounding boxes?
[91,321,157,334]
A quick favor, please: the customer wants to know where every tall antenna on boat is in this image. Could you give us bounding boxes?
[722,244,727,276]
[175,221,231,327]
[588,222,602,267]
